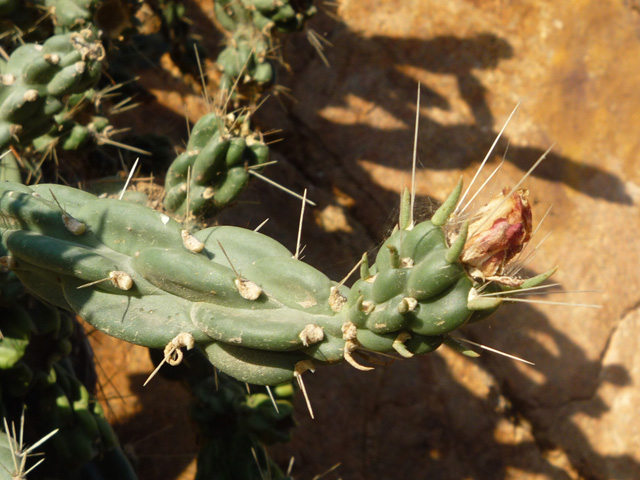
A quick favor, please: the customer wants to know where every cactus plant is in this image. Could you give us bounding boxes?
[30,88,114,154]
[0,177,553,388]
[214,0,316,97]
[0,217,136,478]
[163,111,269,219]
[0,29,105,151]
[216,0,316,34]
[150,345,295,480]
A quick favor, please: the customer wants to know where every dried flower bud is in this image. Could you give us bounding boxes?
[458,188,532,280]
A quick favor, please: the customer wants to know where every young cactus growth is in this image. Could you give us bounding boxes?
[0,178,552,386]
[163,111,269,218]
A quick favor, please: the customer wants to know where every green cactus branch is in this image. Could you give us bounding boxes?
[0,29,105,151]
[0,179,552,387]
[164,111,269,219]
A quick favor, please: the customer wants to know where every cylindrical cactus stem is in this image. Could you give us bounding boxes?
[164,111,269,219]
[0,179,553,385]
[213,0,316,100]
[0,29,105,150]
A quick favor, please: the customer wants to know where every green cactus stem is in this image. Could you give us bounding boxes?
[0,29,105,151]
[214,0,316,97]
[216,0,316,34]
[0,179,554,386]
[0,269,136,478]
[163,111,269,218]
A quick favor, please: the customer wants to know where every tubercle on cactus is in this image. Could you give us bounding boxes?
[0,174,554,388]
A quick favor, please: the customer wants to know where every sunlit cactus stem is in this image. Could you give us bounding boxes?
[0,178,554,386]
[163,111,269,219]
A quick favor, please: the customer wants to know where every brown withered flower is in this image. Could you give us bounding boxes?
[454,188,532,286]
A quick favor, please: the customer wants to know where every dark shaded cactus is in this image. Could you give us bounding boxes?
[151,346,295,480]
[214,0,316,95]
[0,224,136,478]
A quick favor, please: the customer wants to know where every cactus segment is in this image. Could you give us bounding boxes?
[62,277,207,348]
[364,294,414,333]
[443,336,481,357]
[406,247,465,300]
[0,304,33,369]
[204,342,306,386]
[0,179,551,385]
[0,30,104,150]
[241,257,339,316]
[236,0,317,33]
[131,247,240,304]
[518,265,558,289]
[164,112,269,218]
[192,302,326,351]
[74,197,185,255]
[193,225,293,271]
[213,0,316,100]
[445,220,468,263]
[4,230,127,293]
[399,188,411,230]
[0,151,21,183]
[44,0,101,31]
[411,276,473,335]
[360,252,371,280]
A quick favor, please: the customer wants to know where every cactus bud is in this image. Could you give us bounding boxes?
[457,188,532,282]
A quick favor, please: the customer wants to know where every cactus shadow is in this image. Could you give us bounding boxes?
[264,18,632,209]
[107,370,198,480]
[267,299,636,480]
[260,13,637,480]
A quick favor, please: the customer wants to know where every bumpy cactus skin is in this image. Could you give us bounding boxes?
[0,29,104,150]
[216,0,316,33]
[32,88,112,152]
[43,0,100,31]
[214,0,316,92]
[164,112,269,217]
[0,179,548,386]
[217,25,275,90]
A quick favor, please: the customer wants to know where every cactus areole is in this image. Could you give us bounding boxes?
[0,180,554,385]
